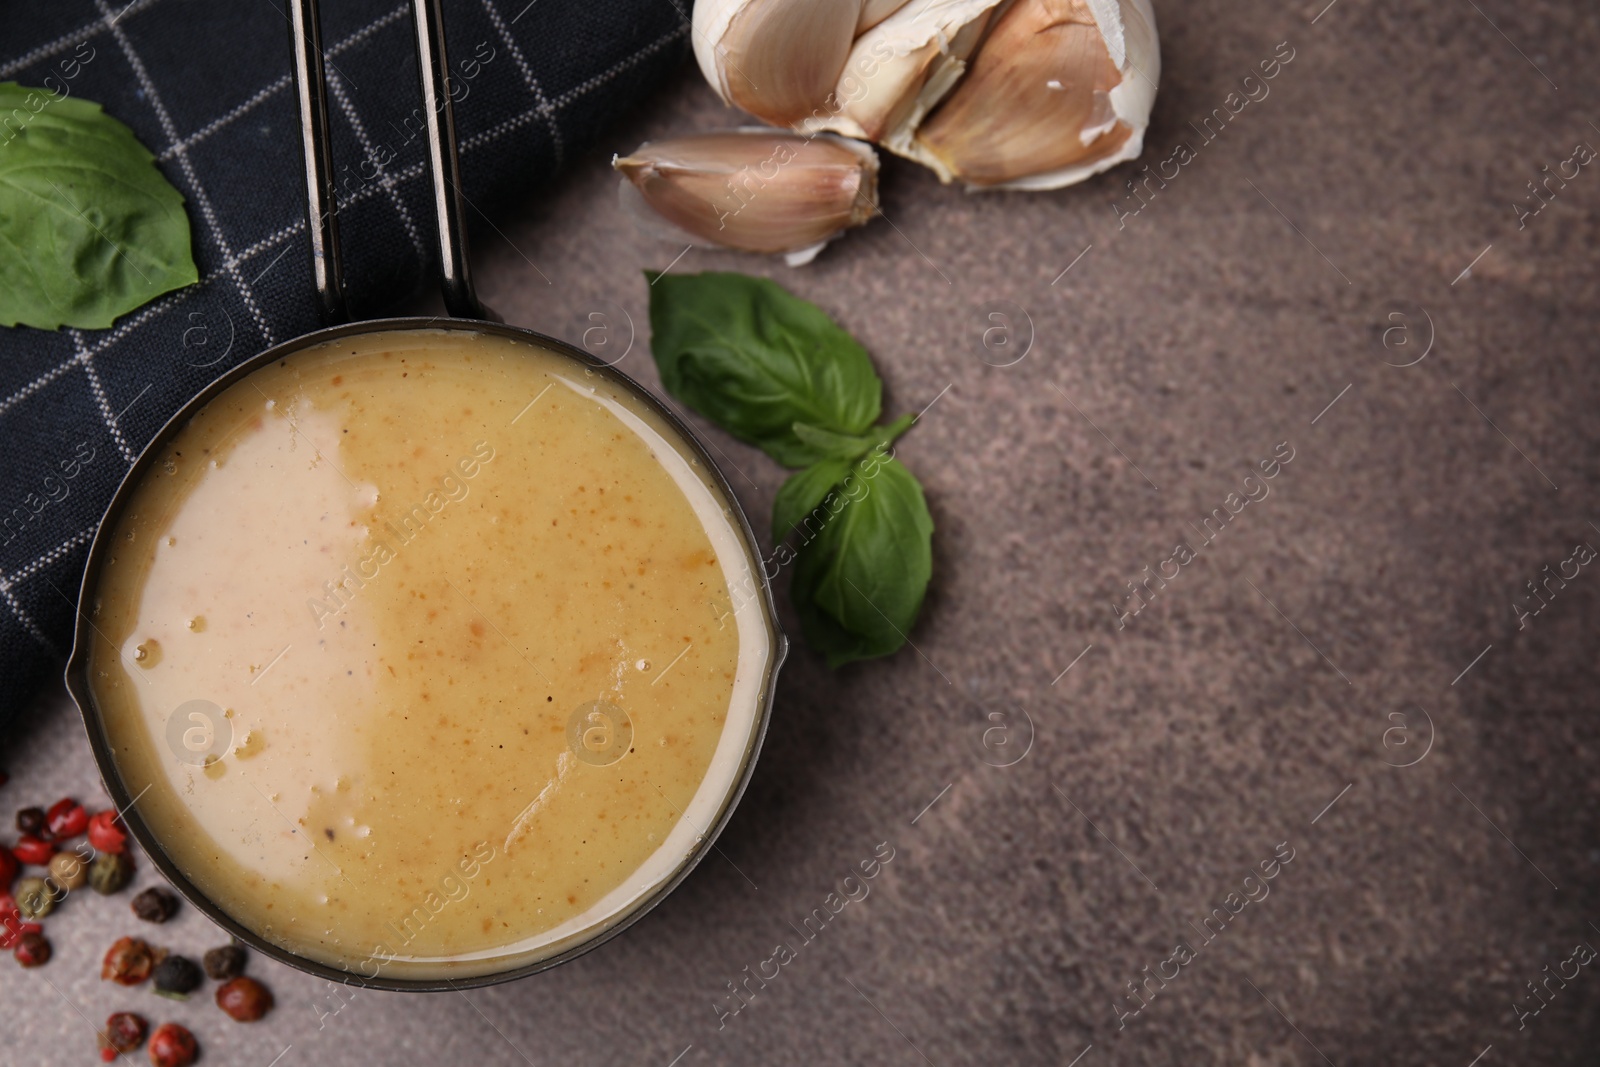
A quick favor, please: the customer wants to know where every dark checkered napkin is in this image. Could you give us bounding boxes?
[0,0,689,720]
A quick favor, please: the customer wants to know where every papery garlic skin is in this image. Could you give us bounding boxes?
[909,0,1160,190]
[614,129,879,266]
[802,0,1003,148]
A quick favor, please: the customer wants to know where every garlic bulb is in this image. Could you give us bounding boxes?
[692,0,1160,191]
[614,129,879,266]
[910,0,1160,189]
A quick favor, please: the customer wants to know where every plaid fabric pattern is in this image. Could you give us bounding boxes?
[0,0,690,720]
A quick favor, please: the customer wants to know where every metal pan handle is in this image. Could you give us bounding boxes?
[287,0,487,322]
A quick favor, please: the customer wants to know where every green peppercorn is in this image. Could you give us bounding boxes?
[87,851,135,894]
[15,876,58,919]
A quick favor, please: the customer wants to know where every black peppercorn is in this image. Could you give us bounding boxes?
[131,886,179,923]
[15,806,45,836]
[87,851,134,894]
[203,943,247,981]
[152,954,203,996]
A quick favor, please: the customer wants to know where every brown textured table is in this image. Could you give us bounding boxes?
[6,2,1600,1063]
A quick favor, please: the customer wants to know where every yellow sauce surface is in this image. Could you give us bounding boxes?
[86,329,772,979]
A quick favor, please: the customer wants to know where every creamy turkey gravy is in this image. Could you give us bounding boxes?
[85,329,773,980]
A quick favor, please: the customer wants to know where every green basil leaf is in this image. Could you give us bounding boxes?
[0,82,198,330]
[772,456,853,541]
[790,454,933,668]
[647,271,882,467]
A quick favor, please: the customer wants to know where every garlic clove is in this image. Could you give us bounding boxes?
[909,0,1160,189]
[802,0,1003,145]
[694,0,864,127]
[613,129,879,262]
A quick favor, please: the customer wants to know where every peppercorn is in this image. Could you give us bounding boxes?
[202,943,246,981]
[16,806,45,836]
[15,875,59,919]
[12,834,53,866]
[152,954,202,997]
[88,851,135,894]
[131,886,179,923]
[48,849,88,891]
[146,1022,198,1067]
[45,797,89,840]
[88,810,129,853]
[14,930,50,967]
[0,845,15,888]
[216,975,274,1021]
[98,1012,148,1060]
[102,936,160,985]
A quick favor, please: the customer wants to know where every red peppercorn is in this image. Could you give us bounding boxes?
[87,810,129,853]
[102,936,159,985]
[45,798,88,840]
[216,975,274,1021]
[98,1011,147,1060]
[12,834,52,866]
[13,929,50,967]
[146,1022,198,1067]
[0,845,15,888]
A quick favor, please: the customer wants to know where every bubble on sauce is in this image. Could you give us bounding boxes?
[234,729,267,759]
[133,639,161,667]
[202,755,226,779]
[354,825,371,839]
[635,659,650,671]
[187,615,206,632]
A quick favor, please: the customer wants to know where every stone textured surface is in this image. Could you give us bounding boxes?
[5,1,1600,1063]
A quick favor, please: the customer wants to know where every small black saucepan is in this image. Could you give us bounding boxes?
[64,0,784,991]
